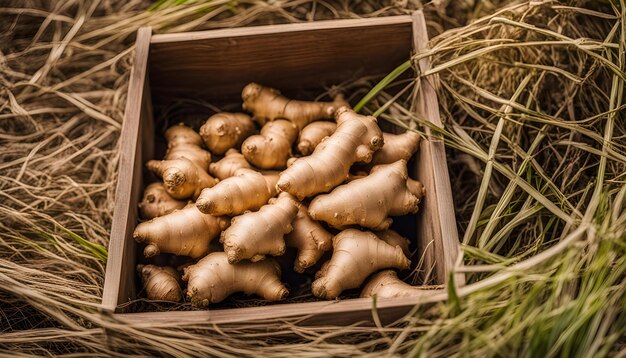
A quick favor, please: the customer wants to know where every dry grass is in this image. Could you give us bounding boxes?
[0,0,625,356]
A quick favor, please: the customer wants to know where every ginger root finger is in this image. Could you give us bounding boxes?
[183,252,289,306]
[311,229,411,299]
[208,148,252,180]
[196,168,278,216]
[164,124,212,171]
[137,264,182,302]
[241,82,348,130]
[241,119,298,170]
[220,192,298,263]
[375,229,411,258]
[309,160,419,230]
[133,205,230,258]
[277,107,384,199]
[297,121,336,155]
[361,270,440,299]
[368,131,421,168]
[285,202,333,273]
[199,113,256,155]
[146,157,217,200]
[139,182,186,219]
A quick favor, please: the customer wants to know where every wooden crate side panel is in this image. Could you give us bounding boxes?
[102,27,152,310]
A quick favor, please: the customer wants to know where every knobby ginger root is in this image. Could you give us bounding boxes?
[241,82,348,130]
[133,204,230,258]
[361,270,440,299]
[199,113,256,155]
[368,131,421,167]
[164,124,212,171]
[183,252,289,306]
[137,264,182,302]
[375,229,411,258]
[196,168,279,216]
[208,148,252,180]
[220,192,298,263]
[309,160,420,230]
[277,107,384,199]
[311,229,411,299]
[297,121,337,155]
[285,202,333,273]
[242,120,298,169]
[407,178,425,202]
[139,182,186,219]
[146,157,217,200]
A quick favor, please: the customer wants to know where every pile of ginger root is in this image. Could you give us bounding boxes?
[133,83,430,307]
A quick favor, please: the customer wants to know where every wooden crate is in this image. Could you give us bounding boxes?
[102,11,462,326]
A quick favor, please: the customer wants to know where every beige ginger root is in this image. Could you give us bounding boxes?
[139,182,186,219]
[309,160,419,230]
[163,123,212,171]
[297,121,336,155]
[220,192,298,263]
[133,204,230,258]
[361,270,439,299]
[368,131,421,167]
[146,157,217,200]
[241,82,348,130]
[183,252,289,306]
[208,148,252,180]
[196,168,279,216]
[285,202,333,273]
[199,113,256,155]
[311,229,411,299]
[277,107,384,199]
[375,229,411,258]
[241,120,298,169]
[137,264,182,302]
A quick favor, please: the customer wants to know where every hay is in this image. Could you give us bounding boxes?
[1,0,625,356]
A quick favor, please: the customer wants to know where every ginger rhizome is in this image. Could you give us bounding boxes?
[220,192,298,263]
[208,148,252,180]
[199,113,255,155]
[297,121,336,155]
[241,120,298,169]
[137,264,182,302]
[368,131,421,168]
[277,107,384,199]
[241,82,348,130]
[163,123,212,171]
[139,182,186,219]
[133,204,230,258]
[184,252,289,306]
[376,229,411,258]
[196,168,279,216]
[361,270,439,299]
[146,157,217,200]
[285,202,333,273]
[309,160,420,230]
[311,229,411,299]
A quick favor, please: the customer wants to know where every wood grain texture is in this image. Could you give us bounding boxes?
[102,27,153,311]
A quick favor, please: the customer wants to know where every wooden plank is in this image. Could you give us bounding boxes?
[149,16,413,106]
[411,11,464,286]
[102,27,152,311]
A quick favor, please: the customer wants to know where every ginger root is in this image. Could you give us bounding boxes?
[241,120,298,169]
[297,121,336,155]
[376,229,411,258]
[242,82,348,130]
[309,160,420,230]
[208,148,252,180]
[220,192,298,263]
[311,229,411,299]
[196,168,279,216]
[199,113,255,155]
[361,270,440,299]
[139,182,186,219]
[133,204,230,258]
[146,157,217,200]
[164,123,212,171]
[137,264,182,302]
[183,252,289,306]
[285,202,333,273]
[368,131,421,168]
[277,107,384,199]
